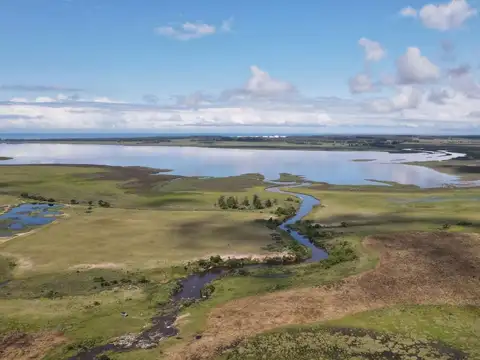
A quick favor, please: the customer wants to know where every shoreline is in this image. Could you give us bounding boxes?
[0,160,478,189]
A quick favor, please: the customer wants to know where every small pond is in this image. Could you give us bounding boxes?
[0,203,62,237]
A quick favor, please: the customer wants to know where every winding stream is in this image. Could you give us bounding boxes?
[68,185,326,359]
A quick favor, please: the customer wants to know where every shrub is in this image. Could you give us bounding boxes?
[209,255,222,264]
[200,284,215,298]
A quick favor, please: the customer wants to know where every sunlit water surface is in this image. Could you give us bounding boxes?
[0,143,472,188]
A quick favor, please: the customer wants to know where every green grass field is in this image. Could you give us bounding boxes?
[1,164,479,360]
[1,206,281,275]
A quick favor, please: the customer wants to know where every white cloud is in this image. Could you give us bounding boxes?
[92,97,126,104]
[243,66,296,97]
[368,86,423,113]
[9,97,28,103]
[155,20,229,40]
[35,97,57,103]
[358,38,386,62]
[403,0,477,31]
[1,65,480,132]
[400,6,418,17]
[396,47,440,84]
[349,73,376,94]
[428,87,456,104]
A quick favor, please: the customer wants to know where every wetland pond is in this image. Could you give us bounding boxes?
[0,143,472,187]
[0,203,62,238]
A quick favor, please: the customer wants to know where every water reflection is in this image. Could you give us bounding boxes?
[0,143,470,188]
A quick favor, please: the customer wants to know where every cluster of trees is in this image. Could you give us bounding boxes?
[20,192,56,203]
[217,194,276,210]
[274,205,296,217]
[20,192,111,208]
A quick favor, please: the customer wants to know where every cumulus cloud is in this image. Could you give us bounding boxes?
[367,86,423,113]
[1,64,480,132]
[245,66,295,96]
[221,66,296,100]
[155,19,231,40]
[396,47,440,84]
[428,87,456,104]
[349,73,376,94]
[400,6,418,17]
[402,0,477,31]
[358,38,386,62]
[447,64,471,77]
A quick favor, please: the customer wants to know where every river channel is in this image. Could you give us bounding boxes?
[68,185,326,359]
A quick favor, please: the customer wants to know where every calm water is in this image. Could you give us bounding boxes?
[0,143,470,188]
[267,185,328,262]
[0,203,62,237]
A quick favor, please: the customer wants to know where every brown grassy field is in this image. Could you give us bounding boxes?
[166,231,480,360]
[0,332,67,360]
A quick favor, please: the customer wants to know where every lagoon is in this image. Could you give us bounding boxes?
[0,143,469,188]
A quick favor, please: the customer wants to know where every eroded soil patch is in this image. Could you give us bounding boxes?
[167,231,480,360]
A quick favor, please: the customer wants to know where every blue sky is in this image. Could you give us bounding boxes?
[0,0,479,134]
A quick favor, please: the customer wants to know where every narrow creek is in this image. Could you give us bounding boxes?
[68,184,327,359]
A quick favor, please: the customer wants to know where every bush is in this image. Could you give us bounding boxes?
[200,284,215,298]
[209,255,223,264]
[98,200,111,208]
[457,221,473,226]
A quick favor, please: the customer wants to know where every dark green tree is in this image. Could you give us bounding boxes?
[253,194,263,209]
[242,196,250,207]
[226,196,238,209]
[264,199,273,208]
[217,196,227,209]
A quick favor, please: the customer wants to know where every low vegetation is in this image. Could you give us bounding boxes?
[1,163,480,360]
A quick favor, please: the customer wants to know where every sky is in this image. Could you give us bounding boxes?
[0,0,480,134]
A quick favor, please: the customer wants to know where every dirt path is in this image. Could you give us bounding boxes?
[166,231,480,360]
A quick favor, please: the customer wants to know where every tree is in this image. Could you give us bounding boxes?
[226,196,238,209]
[264,199,273,208]
[253,194,263,209]
[88,201,93,206]
[217,196,227,209]
[98,200,111,208]
[242,196,250,207]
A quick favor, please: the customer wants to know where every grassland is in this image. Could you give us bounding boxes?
[1,163,480,360]
[165,185,480,360]
[0,164,305,359]
[1,207,281,275]
[406,159,480,181]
